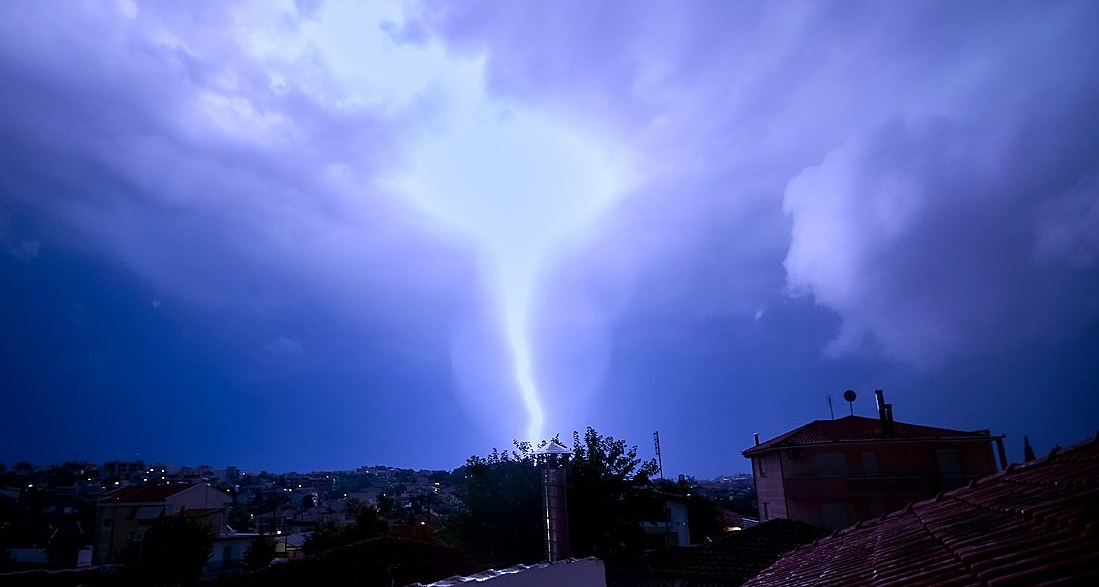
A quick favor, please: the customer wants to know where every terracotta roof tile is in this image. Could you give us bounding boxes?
[744,416,992,456]
[743,433,1099,586]
[99,483,199,503]
[179,507,225,518]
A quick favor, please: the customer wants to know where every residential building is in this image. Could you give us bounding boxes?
[95,483,231,564]
[205,533,258,579]
[743,432,1099,586]
[275,531,309,559]
[638,496,691,547]
[743,390,1004,530]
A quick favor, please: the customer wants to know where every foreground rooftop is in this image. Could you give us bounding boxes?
[744,432,1099,586]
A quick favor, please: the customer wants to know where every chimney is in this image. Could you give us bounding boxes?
[753,433,760,446]
[536,441,571,562]
[875,389,895,436]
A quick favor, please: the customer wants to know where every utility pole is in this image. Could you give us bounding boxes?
[654,431,665,482]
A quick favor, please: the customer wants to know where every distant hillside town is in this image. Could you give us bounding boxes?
[0,446,755,581]
[2,396,1095,586]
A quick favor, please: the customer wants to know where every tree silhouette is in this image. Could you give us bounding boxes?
[1024,435,1037,462]
[443,428,658,564]
[567,427,658,560]
[302,521,357,554]
[442,443,543,562]
[243,535,277,571]
[301,505,390,554]
[141,514,215,585]
[356,504,389,539]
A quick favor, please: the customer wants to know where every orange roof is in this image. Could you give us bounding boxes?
[179,507,225,518]
[743,415,992,456]
[100,483,203,503]
[743,433,1099,586]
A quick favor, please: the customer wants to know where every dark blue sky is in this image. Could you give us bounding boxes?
[2,1,1098,477]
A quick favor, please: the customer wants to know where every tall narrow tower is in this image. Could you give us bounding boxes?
[535,441,571,562]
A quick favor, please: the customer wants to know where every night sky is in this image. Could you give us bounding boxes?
[2,1,1098,477]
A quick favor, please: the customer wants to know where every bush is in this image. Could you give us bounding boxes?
[243,535,277,571]
[141,514,215,585]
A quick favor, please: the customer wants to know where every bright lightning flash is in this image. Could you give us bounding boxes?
[503,287,544,443]
[395,102,627,443]
[240,2,632,442]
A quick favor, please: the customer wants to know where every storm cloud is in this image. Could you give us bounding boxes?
[2,0,1097,474]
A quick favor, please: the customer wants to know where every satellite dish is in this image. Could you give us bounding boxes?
[843,389,857,416]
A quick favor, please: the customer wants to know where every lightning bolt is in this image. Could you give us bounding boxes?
[389,91,631,444]
[503,288,544,444]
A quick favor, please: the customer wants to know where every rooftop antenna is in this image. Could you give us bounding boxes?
[843,389,857,416]
[827,395,835,420]
[653,431,665,482]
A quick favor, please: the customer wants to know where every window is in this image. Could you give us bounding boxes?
[860,451,879,476]
[937,449,963,489]
[814,453,848,477]
[758,457,766,477]
[762,502,770,520]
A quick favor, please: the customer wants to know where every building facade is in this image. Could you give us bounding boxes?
[96,483,231,564]
[743,390,1005,531]
[742,434,1099,587]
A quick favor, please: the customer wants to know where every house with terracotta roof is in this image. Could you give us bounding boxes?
[743,432,1099,586]
[95,483,231,564]
[743,390,1004,530]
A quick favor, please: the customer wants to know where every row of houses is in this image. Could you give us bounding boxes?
[33,387,1095,585]
[95,482,258,577]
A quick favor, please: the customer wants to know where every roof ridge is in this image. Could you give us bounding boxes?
[909,497,982,585]
[744,415,994,454]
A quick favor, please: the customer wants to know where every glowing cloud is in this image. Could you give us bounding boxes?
[233,0,635,442]
[395,96,631,442]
